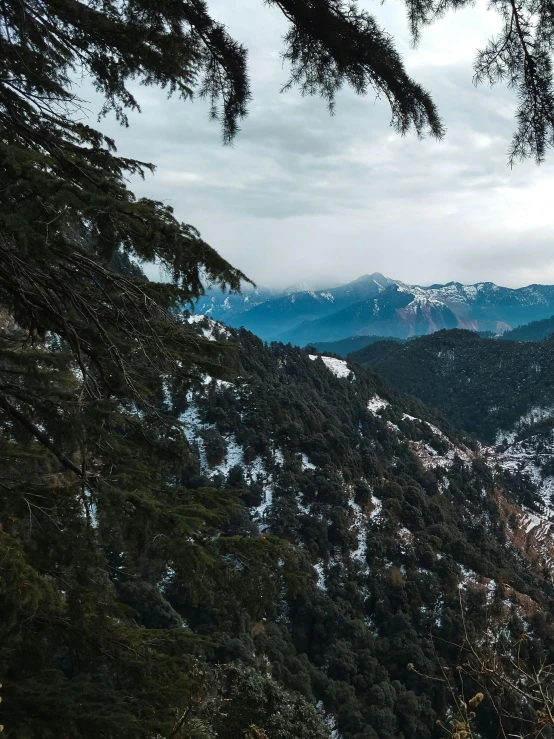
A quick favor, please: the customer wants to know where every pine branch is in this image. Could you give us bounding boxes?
[0,391,83,477]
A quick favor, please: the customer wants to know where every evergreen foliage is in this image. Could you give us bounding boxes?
[4,314,554,736]
[0,0,444,733]
[404,0,554,162]
[350,329,554,443]
[501,315,554,341]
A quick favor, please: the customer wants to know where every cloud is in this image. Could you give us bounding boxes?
[79,0,554,290]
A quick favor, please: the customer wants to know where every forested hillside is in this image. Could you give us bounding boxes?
[350,329,554,443]
[501,315,554,341]
[5,313,554,737]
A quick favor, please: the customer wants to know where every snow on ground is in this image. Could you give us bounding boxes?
[211,436,244,477]
[301,453,317,470]
[367,394,390,414]
[201,374,233,388]
[187,314,231,341]
[402,413,418,422]
[309,354,354,379]
[495,405,554,445]
[296,493,311,515]
[456,565,498,600]
[181,388,285,533]
[424,421,450,443]
[181,400,209,467]
[253,484,274,530]
[157,567,176,590]
[491,432,554,508]
[458,564,479,588]
[274,448,285,466]
[409,440,471,470]
[369,494,382,521]
[314,562,326,590]
[402,416,472,469]
[349,500,367,562]
[316,703,342,739]
[397,527,413,544]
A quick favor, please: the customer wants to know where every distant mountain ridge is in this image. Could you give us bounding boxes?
[308,334,404,357]
[195,274,554,344]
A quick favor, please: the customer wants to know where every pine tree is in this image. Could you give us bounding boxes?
[404,0,554,163]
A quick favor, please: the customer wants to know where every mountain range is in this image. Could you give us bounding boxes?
[195,273,554,344]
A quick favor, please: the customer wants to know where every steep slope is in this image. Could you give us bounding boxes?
[501,314,554,341]
[171,317,554,739]
[14,302,554,738]
[350,329,554,443]
[349,326,554,589]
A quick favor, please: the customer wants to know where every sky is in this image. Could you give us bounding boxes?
[82,0,554,290]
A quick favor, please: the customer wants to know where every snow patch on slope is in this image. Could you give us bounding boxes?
[367,395,390,414]
[187,313,231,341]
[349,500,367,563]
[301,453,317,470]
[309,354,354,379]
[495,405,554,445]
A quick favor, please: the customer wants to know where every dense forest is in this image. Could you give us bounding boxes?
[5,308,554,737]
[350,329,554,443]
[500,315,554,342]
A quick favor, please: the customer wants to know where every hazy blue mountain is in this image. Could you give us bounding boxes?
[194,280,323,326]
[281,283,461,343]
[280,280,554,344]
[194,284,279,322]
[234,273,394,340]
[194,275,554,345]
[195,273,393,340]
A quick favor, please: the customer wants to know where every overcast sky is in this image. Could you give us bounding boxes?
[85,0,554,289]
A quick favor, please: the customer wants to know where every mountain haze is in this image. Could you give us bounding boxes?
[196,275,554,345]
[197,273,394,340]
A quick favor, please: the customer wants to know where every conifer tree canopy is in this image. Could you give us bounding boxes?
[407,0,554,163]
[4,1,554,737]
